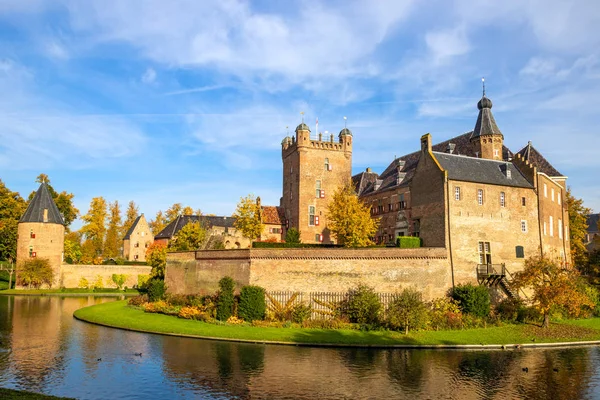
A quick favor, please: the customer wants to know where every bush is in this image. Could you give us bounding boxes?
[285,228,301,244]
[92,275,104,289]
[396,236,422,248]
[111,274,127,290]
[128,294,149,306]
[344,284,382,325]
[78,277,90,289]
[16,258,54,289]
[451,283,491,318]
[496,297,524,322]
[216,276,236,321]
[428,297,463,330]
[147,278,167,302]
[137,274,149,288]
[291,303,312,323]
[238,285,266,321]
[387,287,429,333]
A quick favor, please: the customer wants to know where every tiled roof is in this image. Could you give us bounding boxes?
[432,152,533,188]
[123,215,142,240]
[352,170,379,196]
[155,215,237,240]
[262,206,284,225]
[19,183,64,225]
[588,214,600,234]
[515,142,563,177]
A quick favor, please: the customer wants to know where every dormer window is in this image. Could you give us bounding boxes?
[43,208,48,223]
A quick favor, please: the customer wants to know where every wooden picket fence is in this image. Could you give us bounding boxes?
[265,290,398,320]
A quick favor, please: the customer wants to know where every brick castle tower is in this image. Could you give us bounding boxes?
[16,183,65,286]
[281,122,352,243]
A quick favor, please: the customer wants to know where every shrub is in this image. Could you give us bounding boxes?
[396,236,422,248]
[285,228,301,244]
[216,276,236,321]
[238,285,266,321]
[226,316,245,325]
[451,283,491,318]
[387,287,428,333]
[78,277,90,289]
[147,278,167,302]
[291,303,312,323]
[429,297,463,330]
[17,258,54,289]
[128,294,149,306]
[344,284,382,325]
[301,319,352,330]
[137,274,149,288]
[111,274,127,290]
[178,306,211,321]
[496,297,524,322]
[92,275,104,289]
[167,294,196,307]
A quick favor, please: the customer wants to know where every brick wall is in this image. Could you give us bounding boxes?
[165,247,451,300]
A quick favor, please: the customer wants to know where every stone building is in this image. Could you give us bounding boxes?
[260,205,285,242]
[586,214,599,244]
[16,183,65,285]
[154,215,251,249]
[280,123,353,244]
[122,213,153,261]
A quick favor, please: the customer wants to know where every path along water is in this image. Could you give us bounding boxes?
[1,295,600,399]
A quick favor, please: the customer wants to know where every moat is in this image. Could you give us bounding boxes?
[1,295,600,399]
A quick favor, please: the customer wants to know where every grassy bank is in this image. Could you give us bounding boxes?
[0,388,74,400]
[0,289,140,297]
[74,300,600,347]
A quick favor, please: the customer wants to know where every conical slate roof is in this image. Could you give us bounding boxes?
[471,95,503,140]
[19,183,65,225]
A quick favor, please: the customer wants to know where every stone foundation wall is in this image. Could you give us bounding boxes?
[165,247,451,300]
[59,264,152,289]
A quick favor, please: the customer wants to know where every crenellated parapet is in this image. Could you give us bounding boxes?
[512,153,538,188]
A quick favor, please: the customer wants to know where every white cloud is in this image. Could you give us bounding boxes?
[141,67,156,84]
[45,40,69,60]
[425,26,470,63]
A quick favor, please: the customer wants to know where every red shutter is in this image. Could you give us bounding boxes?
[320,190,325,198]
[315,216,320,226]
[31,252,36,258]
[319,234,323,242]
[328,164,333,171]
[31,233,36,238]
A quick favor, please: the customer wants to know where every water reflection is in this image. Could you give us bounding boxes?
[0,296,600,399]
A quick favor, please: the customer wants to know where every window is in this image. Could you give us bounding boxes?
[551,188,555,202]
[30,229,35,239]
[399,193,406,210]
[388,203,393,212]
[500,192,505,207]
[478,241,492,264]
[521,220,527,233]
[455,187,461,201]
[324,158,330,171]
[558,219,563,239]
[477,189,484,205]
[549,216,554,237]
[141,231,145,237]
[315,180,321,198]
[269,227,282,234]
[315,233,323,242]
[558,192,561,205]
[494,149,499,157]
[544,183,547,197]
[522,197,526,206]
[134,254,139,260]
[412,219,420,237]
[309,206,315,226]
[515,246,525,258]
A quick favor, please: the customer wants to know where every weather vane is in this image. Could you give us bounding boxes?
[300,111,304,123]
[343,116,347,129]
[482,77,486,97]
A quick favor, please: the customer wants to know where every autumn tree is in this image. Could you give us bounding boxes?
[0,180,27,261]
[30,174,79,229]
[327,182,379,247]
[233,194,263,241]
[165,203,183,224]
[149,210,167,236]
[103,201,122,258]
[566,188,591,268]
[64,231,82,264]
[182,206,194,216]
[169,221,207,251]
[146,242,167,280]
[121,200,139,239]
[512,255,594,328]
[80,197,108,258]
[17,258,54,289]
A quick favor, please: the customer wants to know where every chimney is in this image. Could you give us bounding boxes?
[421,133,432,153]
[366,167,372,173]
[446,143,456,154]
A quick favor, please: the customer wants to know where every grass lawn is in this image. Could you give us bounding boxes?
[0,388,74,400]
[74,300,600,347]
[0,289,140,296]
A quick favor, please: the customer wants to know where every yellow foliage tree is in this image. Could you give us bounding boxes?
[169,221,207,251]
[233,195,263,241]
[326,182,379,247]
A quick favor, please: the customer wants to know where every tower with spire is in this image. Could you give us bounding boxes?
[16,182,65,287]
[470,79,504,160]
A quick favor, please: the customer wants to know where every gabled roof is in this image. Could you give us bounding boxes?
[432,152,533,188]
[515,142,563,177]
[352,169,379,196]
[123,215,143,240]
[155,215,237,240]
[262,206,284,225]
[587,214,600,234]
[19,183,64,225]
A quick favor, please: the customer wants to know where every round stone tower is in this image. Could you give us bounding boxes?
[16,183,65,287]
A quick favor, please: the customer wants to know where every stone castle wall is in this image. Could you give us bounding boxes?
[165,247,452,300]
[59,264,152,289]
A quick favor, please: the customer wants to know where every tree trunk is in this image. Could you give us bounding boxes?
[542,313,550,328]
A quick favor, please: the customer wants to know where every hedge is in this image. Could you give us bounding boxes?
[396,236,422,248]
[252,242,342,249]
[238,285,266,321]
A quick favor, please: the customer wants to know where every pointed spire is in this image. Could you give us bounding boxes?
[471,81,502,140]
[19,183,64,225]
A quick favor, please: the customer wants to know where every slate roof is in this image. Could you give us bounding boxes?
[515,142,563,177]
[432,152,533,188]
[587,214,600,234]
[471,96,503,139]
[123,215,142,240]
[155,215,237,240]
[262,206,285,225]
[19,183,64,225]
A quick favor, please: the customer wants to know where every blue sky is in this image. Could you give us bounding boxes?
[1,0,599,228]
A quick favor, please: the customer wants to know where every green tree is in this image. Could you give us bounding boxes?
[566,188,591,268]
[217,276,235,321]
[80,197,108,258]
[285,227,301,244]
[17,258,54,289]
[327,182,379,247]
[64,233,82,264]
[0,180,27,261]
[146,242,167,279]
[149,210,167,236]
[121,200,139,239]
[169,221,207,251]
[387,287,429,334]
[103,201,122,258]
[31,174,79,229]
[512,254,594,328]
[233,194,263,241]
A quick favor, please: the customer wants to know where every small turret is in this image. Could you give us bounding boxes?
[295,123,311,147]
[470,80,504,160]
